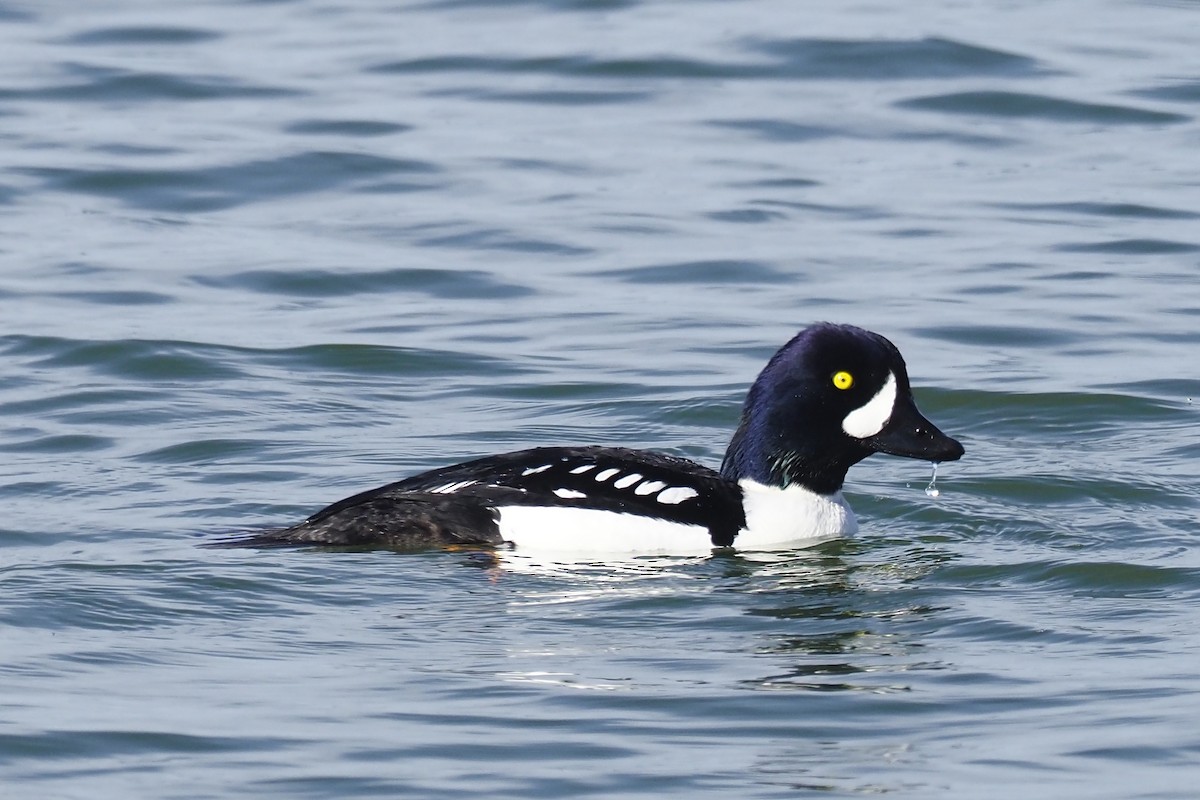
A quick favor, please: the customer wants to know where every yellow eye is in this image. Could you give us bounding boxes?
[832,371,854,390]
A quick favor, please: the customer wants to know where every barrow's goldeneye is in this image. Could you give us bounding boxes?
[224,323,964,553]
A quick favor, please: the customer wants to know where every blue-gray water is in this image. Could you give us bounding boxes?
[2,0,1199,797]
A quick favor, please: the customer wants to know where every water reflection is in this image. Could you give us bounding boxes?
[474,538,957,696]
[737,540,955,692]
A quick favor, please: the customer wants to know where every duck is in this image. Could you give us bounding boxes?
[225,323,964,553]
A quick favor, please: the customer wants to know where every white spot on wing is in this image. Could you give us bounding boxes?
[553,488,587,499]
[429,480,476,494]
[634,480,667,496]
[521,464,552,476]
[657,486,699,505]
[613,473,642,489]
[842,371,897,439]
[569,464,595,475]
[595,468,620,482]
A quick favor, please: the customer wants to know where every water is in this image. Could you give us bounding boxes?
[2,0,1199,796]
[924,462,940,497]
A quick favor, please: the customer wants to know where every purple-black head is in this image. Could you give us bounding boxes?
[720,323,964,494]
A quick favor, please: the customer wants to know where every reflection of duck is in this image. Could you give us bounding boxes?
[230,323,963,553]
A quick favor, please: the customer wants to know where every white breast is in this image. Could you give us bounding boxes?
[735,478,857,548]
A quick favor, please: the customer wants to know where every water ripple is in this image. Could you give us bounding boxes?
[373,36,1047,82]
[991,201,1200,220]
[1,64,295,103]
[197,266,532,300]
[415,226,593,256]
[65,26,222,46]
[24,152,439,212]
[589,259,790,285]
[1054,238,1200,254]
[1131,81,1200,104]
[284,119,413,137]
[705,119,837,143]
[491,88,652,105]
[897,90,1190,124]
[745,36,1047,79]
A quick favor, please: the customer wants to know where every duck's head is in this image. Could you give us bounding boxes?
[720,323,964,494]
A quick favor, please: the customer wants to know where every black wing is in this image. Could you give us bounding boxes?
[304,446,745,547]
[223,446,745,549]
[212,492,505,549]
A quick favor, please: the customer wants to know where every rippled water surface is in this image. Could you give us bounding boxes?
[2,0,1199,797]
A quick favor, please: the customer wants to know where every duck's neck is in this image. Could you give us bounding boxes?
[719,418,852,497]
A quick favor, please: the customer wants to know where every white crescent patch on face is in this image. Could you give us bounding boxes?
[842,371,897,439]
